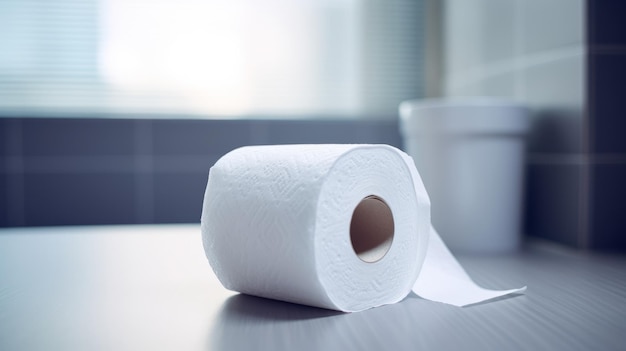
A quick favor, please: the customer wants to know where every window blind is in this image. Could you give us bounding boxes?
[0,0,424,118]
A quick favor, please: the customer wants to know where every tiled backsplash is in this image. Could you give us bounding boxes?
[0,118,402,227]
[443,0,626,250]
[586,1,626,250]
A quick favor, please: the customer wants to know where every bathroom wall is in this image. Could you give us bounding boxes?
[2,1,623,250]
[586,1,626,250]
[0,118,402,227]
[443,0,625,250]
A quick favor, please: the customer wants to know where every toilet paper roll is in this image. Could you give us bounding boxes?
[201,144,525,312]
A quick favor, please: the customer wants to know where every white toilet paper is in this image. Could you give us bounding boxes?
[201,144,525,312]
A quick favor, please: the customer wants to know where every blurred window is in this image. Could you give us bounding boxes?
[0,0,424,119]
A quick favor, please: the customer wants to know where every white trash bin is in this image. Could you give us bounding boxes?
[399,98,530,253]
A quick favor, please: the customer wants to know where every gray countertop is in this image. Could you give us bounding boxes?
[1,224,625,351]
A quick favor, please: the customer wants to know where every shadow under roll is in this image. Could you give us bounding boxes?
[209,293,431,351]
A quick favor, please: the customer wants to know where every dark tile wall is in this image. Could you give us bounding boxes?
[23,173,136,226]
[153,173,210,224]
[590,54,626,154]
[525,162,584,248]
[523,106,585,247]
[526,110,583,154]
[21,118,136,157]
[0,119,6,225]
[0,118,403,227]
[587,1,626,46]
[590,163,626,250]
[586,1,626,250]
[0,173,7,226]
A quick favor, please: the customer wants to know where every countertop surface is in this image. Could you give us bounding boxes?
[1,224,625,351]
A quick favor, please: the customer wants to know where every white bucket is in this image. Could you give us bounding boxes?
[399,98,530,253]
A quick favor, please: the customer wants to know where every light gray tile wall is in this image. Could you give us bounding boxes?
[442,0,587,247]
[444,0,585,110]
[519,0,584,55]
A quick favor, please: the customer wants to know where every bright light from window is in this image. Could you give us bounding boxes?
[99,0,357,116]
[0,0,423,118]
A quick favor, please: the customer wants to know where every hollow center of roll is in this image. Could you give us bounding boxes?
[350,195,395,263]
